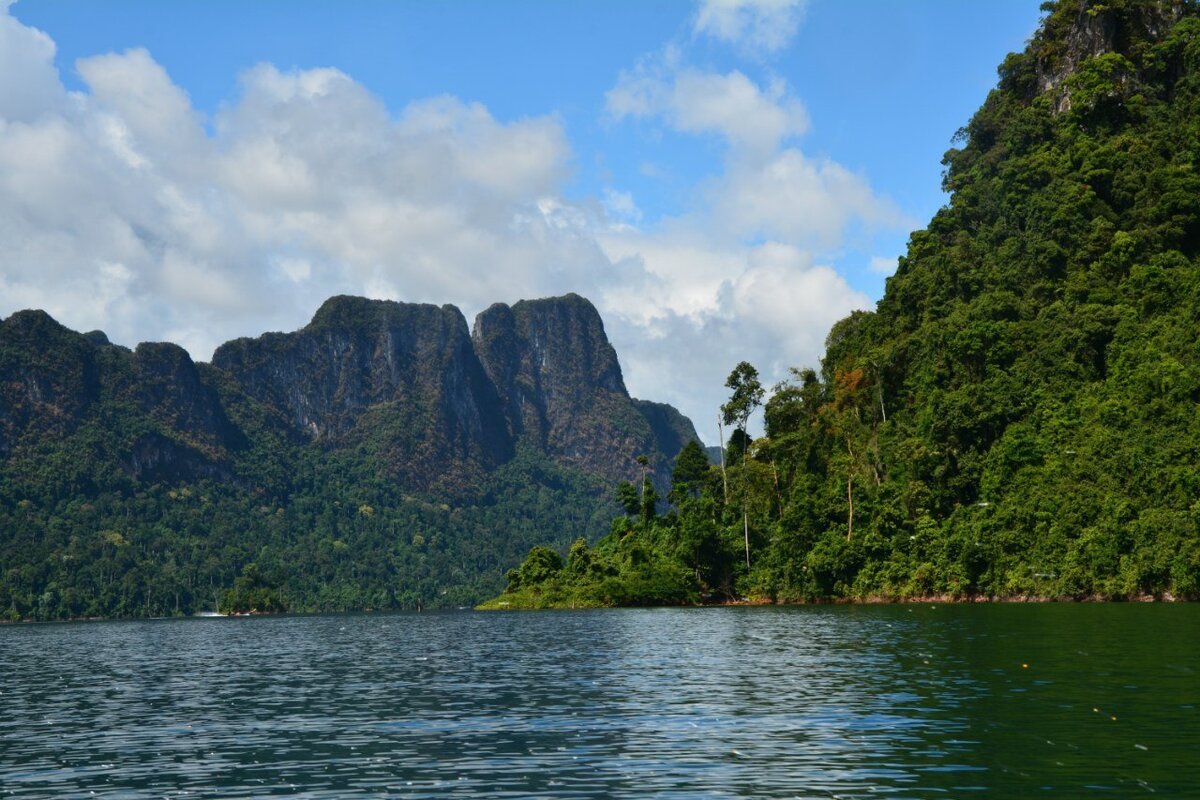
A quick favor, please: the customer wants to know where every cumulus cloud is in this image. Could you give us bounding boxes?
[607,56,807,157]
[713,150,906,247]
[0,2,63,122]
[607,249,869,443]
[596,234,872,440]
[694,0,807,55]
[597,48,908,437]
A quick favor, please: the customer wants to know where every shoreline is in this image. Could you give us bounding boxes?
[2,593,1189,623]
[727,591,1181,605]
[478,591,1187,611]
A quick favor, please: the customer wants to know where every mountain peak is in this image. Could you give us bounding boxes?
[307,294,458,331]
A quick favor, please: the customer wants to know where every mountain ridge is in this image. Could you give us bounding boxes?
[0,293,701,619]
[5,292,700,494]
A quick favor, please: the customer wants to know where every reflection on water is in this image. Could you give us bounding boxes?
[1,605,1196,797]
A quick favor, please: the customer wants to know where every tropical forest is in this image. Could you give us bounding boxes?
[490,0,1200,608]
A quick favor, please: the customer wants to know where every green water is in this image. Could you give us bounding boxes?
[0,604,1196,797]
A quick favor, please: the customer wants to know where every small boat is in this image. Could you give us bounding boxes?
[193,611,228,618]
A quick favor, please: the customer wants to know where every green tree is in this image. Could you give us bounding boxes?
[616,481,641,516]
[722,361,764,569]
[640,478,660,523]
[670,440,711,506]
[518,546,564,586]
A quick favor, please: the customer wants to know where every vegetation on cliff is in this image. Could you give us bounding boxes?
[0,296,693,620]
[490,0,1200,608]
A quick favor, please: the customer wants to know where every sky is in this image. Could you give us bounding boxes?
[0,0,1044,442]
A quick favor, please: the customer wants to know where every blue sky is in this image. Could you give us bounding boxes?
[2,0,1043,440]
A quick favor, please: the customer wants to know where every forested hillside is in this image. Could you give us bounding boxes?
[492,0,1200,608]
[0,295,698,620]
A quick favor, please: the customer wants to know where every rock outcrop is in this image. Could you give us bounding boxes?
[0,310,99,456]
[0,311,239,482]
[1033,0,1186,112]
[473,294,676,485]
[212,296,512,493]
[2,293,702,495]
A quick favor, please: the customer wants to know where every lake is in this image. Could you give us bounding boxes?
[0,605,1196,798]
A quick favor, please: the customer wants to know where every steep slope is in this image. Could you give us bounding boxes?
[631,399,704,469]
[763,0,1200,599]
[0,310,99,458]
[494,0,1200,606]
[0,311,244,487]
[213,296,511,495]
[473,293,682,487]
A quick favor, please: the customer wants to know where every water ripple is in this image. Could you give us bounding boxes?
[1,605,1196,797]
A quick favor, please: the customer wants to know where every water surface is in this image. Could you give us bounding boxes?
[1,605,1196,797]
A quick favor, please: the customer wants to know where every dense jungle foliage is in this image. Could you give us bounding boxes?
[489,0,1200,608]
[0,380,614,620]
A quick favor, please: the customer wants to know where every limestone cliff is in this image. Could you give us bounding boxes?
[2,293,701,497]
[0,311,240,483]
[1030,0,1186,112]
[212,296,511,493]
[473,294,677,485]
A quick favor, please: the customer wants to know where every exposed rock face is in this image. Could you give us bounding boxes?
[473,294,703,487]
[131,342,243,453]
[0,312,237,481]
[214,293,701,491]
[473,294,654,483]
[0,310,99,456]
[632,399,704,467]
[3,293,702,495]
[1036,0,1185,112]
[213,296,512,492]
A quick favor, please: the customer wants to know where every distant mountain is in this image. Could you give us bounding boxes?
[0,294,701,620]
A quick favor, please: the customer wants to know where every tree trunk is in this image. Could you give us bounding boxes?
[739,413,751,569]
[872,361,887,423]
[717,414,729,504]
[770,456,783,516]
[846,474,854,541]
[744,509,751,569]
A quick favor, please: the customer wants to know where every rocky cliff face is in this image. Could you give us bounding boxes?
[1034,0,1185,112]
[212,296,511,493]
[0,311,239,482]
[211,292,700,491]
[632,399,704,467]
[0,310,99,456]
[473,294,670,484]
[2,293,700,496]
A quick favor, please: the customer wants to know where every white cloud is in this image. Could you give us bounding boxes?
[694,0,807,55]
[714,149,907,247]
[0,5,906,444]
[597,232,872,442]
[78,48,206,164]
[596,32,913,437]
[0,1,64,123]
[729,243,869,363]
[0,14,605,360]
[607,58,807,157]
